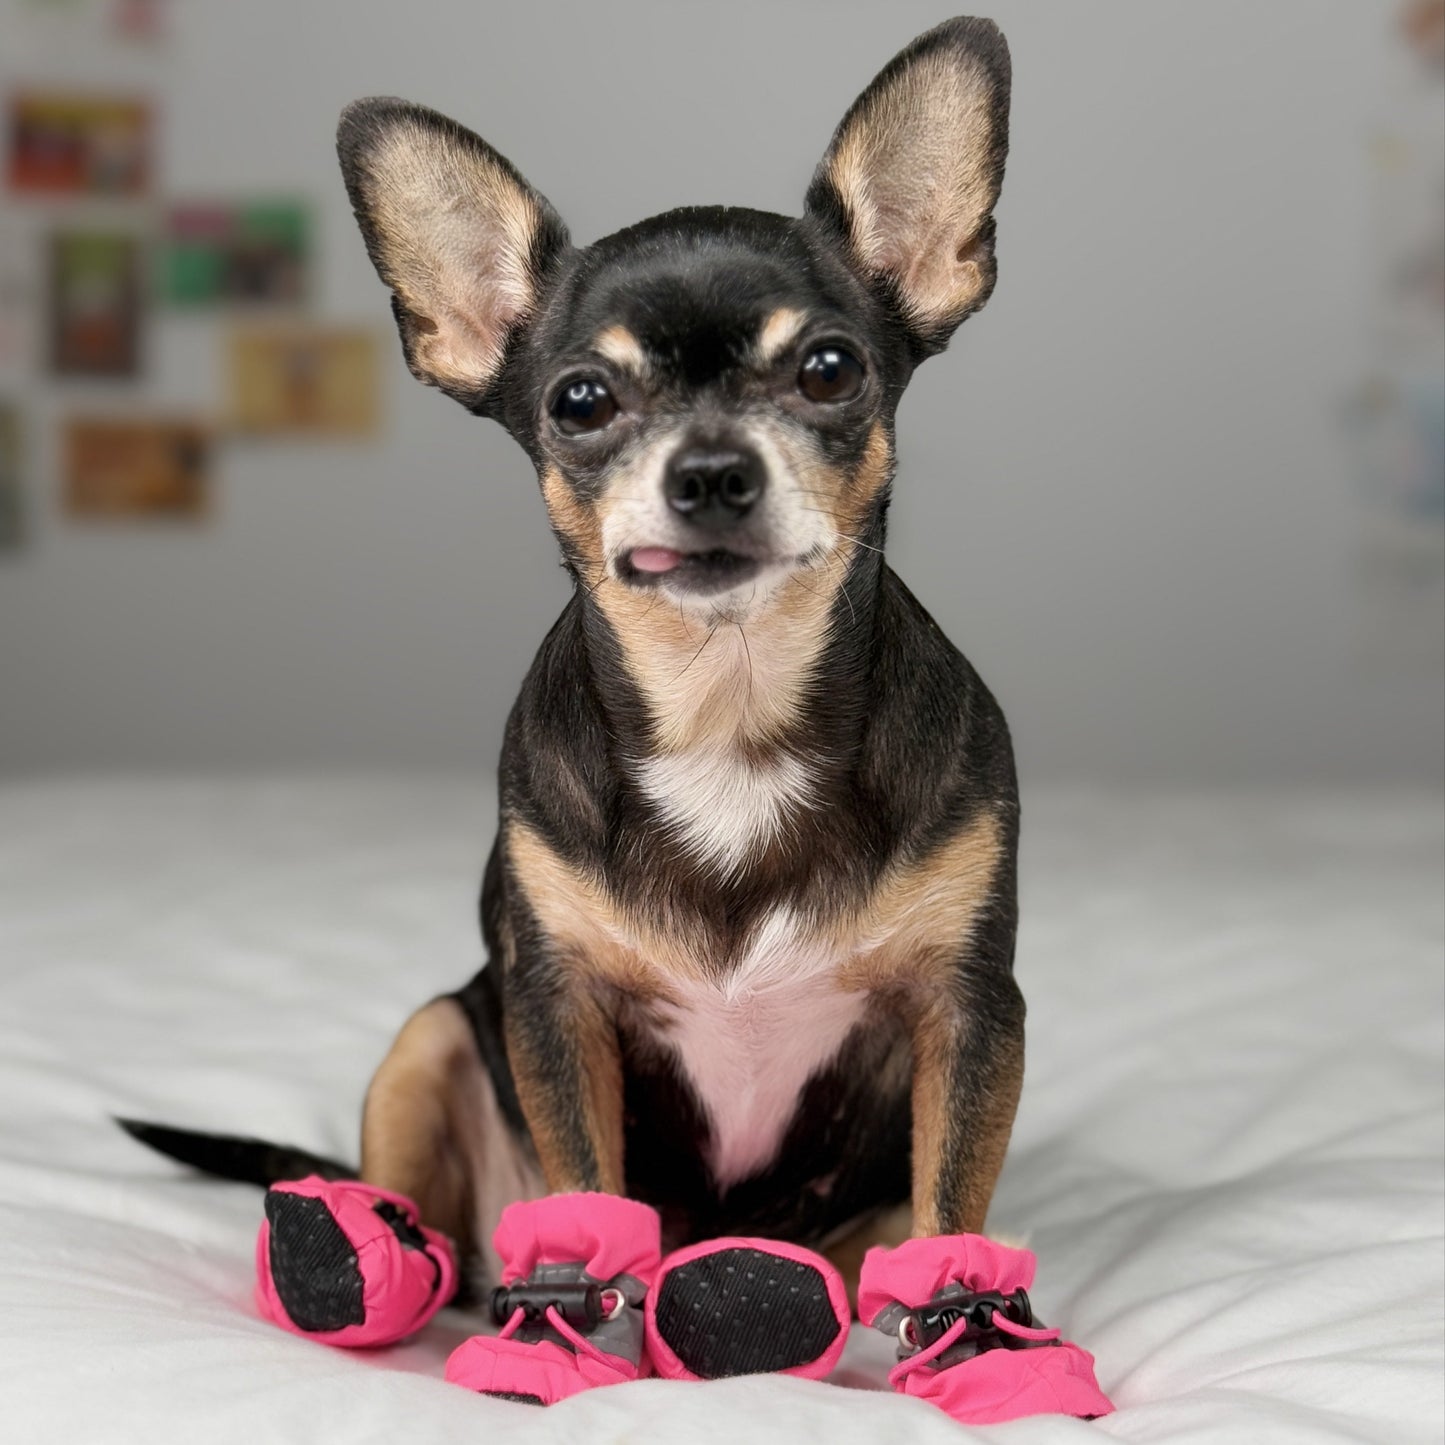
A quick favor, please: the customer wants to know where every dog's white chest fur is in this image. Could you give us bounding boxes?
[634,748,814,875]
[654,907,864,1187]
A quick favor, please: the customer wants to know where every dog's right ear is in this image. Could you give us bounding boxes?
[337,98,568,412]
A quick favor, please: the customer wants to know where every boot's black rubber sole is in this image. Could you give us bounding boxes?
[479,1391,545,1405]
[265,1190,366,1333]
[652,1246,842,1378]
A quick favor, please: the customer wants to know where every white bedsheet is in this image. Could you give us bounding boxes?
[0,778,1440,1444]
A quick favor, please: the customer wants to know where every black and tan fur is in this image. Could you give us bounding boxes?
[128,18,1023,1300]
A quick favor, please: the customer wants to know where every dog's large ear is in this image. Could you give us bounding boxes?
[337,98,568,411]
[806,18,1010,354]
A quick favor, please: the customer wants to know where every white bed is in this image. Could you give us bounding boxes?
[0,777,1440,1444]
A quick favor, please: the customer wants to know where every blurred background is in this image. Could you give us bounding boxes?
[0,0,1441,787]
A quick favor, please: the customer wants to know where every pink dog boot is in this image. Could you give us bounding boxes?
[445,1193,661,1406]
[256,1175,456,1347]
[646,1237,851,1381]
[858,1234,1113,1425]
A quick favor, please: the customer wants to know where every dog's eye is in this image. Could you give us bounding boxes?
[798,347,864,404]
[552,379,618,435]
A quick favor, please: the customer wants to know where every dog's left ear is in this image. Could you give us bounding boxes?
[806,17,1011,354]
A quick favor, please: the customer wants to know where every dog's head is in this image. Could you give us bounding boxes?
[338,18,1009,626]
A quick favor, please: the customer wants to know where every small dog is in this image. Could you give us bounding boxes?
[126,17,1110,1423]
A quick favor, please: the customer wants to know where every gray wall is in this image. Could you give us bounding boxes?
[1,0,1440,783]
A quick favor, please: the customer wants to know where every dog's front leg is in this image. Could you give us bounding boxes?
[502,948,625,1196]
[909,969,1026,1237]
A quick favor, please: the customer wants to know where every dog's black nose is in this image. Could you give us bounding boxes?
[663,446,765,527]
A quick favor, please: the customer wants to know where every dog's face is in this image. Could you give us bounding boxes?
[338,18,1009,626]
[513,210,900,619]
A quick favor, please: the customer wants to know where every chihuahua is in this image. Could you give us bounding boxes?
[125,16,1066,1409]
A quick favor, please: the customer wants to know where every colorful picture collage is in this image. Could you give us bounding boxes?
[1,5,382,550]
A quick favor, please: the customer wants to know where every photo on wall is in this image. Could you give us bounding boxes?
[0,402,21,552]
[227,325,380,436]
[13,0,169,44]
[6,93,152,197]
[0,224,35,373]
[111,0,169,42]
[63,417,209,520]
[159,201,309,307]
[48,231,141,377]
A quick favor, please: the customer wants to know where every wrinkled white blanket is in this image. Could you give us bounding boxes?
[0,778,1440,1443]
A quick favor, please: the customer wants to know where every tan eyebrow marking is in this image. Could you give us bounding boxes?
[755,307,808,367]
[592,325,648,375]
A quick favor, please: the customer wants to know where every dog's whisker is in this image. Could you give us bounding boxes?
[836,532,885,556]
[735,622,755,704]
[673,623,719,681]
[675,599,695,642]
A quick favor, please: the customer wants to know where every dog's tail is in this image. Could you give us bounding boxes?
[116,1118,354,1187]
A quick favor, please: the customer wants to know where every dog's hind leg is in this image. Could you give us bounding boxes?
[260,982,543,1345]
[361,986,544,1288]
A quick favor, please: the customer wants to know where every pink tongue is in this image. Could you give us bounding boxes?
[631,547,684,574]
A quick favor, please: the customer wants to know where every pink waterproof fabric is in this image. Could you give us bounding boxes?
[445,1333,636,1404]
[857,1233,1113,1424]
[898,1338,1115,1422]
[254,1176,456,1348]
[446,1192,662,1404]
[645,1237,852,1381]
[492,1191,662,1287]
[856,1232,1035,1326]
